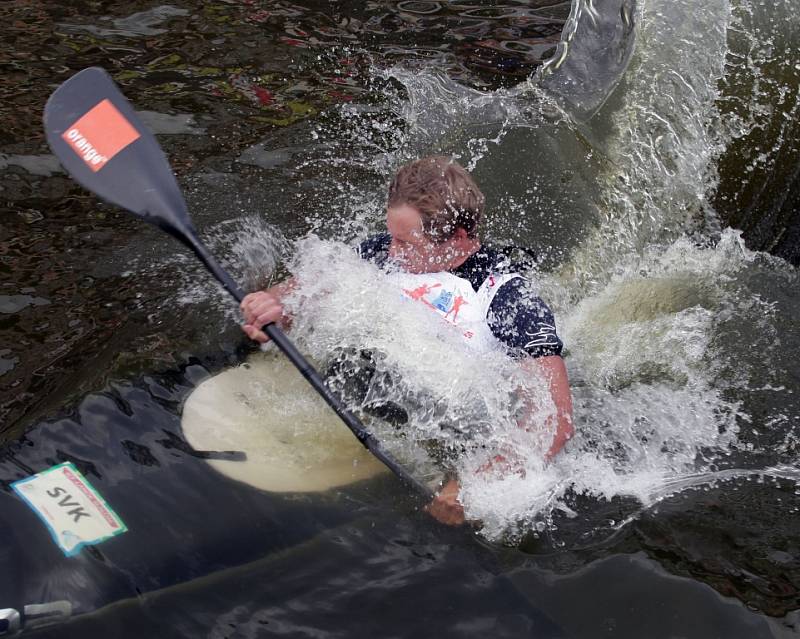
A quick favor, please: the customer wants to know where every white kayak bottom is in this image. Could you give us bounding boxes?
[181,351,388,493]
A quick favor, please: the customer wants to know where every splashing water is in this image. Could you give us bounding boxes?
[473,232,756,540]
[174,0,799,544]
[282,237,557,490]
[169,216,290,320]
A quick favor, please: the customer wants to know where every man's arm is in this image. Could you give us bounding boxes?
[476,354,574,469]
[486,280,571,460]
[242,235,388,344]
[240,278,297,343]
[427,355,573,527]
[519,355,574,460]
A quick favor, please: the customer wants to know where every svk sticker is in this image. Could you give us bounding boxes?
[61,99,140,172]
[11,462,127,556]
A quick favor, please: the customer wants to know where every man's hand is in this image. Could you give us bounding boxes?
[240,280,295,344]
[425,478,465,526]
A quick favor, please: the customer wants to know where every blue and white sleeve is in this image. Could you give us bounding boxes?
[356,233,391,265]
[487,278,564,358]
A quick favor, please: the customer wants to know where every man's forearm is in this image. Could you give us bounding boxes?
[519,355,574,460]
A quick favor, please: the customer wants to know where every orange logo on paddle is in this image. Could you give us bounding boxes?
[62,99,140,172]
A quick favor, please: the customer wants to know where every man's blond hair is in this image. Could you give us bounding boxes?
[387,156,485,243]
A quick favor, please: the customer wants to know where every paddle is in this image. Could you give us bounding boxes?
[43,67,433,501]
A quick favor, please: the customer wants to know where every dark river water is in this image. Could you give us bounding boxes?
[2,1,799,637]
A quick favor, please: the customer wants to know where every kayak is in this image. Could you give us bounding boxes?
[0,352,390,633]
[181,351,387,493]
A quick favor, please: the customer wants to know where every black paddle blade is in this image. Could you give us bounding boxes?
[44,67,193,238]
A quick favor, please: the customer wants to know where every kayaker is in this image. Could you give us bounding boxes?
[240,156,574,525]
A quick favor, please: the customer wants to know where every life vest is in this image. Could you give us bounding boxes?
[384,269,522,353]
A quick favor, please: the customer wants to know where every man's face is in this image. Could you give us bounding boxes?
[387,204,457,273]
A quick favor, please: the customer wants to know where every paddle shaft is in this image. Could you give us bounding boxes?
[183,232,434,500]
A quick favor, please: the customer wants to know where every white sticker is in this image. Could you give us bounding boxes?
[11,462,127,556]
